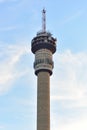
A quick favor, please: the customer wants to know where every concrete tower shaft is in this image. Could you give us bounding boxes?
[31,9,56,130]
[37,71,50,130]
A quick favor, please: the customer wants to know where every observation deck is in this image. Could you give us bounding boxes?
[31,31,56,54]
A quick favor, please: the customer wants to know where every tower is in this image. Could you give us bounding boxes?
[31,9,56,130]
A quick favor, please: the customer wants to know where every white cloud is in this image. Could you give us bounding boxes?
[0,43,30,95]
[0,26,18,31]
[0,125,4,129]
[0,0,5,3]
[51,50,87,108]
[50,50,87,129]
[51,114,87,130]
[58,9,84,26]
[0,0,18,3]
[65,10,84,23]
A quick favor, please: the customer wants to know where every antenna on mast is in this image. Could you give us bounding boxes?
[42,8,46,32]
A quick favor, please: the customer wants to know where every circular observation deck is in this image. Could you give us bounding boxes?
[31,31,56,54]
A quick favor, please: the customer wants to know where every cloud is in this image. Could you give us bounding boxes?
[0,125,4,129]
[52,114,87,130]
[0,0,18,3]
[50,50,87,129]
[0,42,30,95]
[0,0,5,3]
[59,9,84,26]
[0,26,18,31]
[65,10,83,23]
[51,50,87,109]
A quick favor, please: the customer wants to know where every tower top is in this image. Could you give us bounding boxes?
[42,8,46,32]
[31,8,56,55]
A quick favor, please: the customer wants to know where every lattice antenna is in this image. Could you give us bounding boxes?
[42,9,46,32]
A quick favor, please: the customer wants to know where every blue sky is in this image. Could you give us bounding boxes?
[0,0,87,130]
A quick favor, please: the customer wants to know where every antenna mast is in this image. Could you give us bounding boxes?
[42,9,46,32]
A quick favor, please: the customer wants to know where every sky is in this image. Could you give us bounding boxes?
[0,0,87,130]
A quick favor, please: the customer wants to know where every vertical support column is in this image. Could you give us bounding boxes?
[37,71,50,130]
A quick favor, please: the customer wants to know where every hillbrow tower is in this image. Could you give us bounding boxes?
[31,9,56,130]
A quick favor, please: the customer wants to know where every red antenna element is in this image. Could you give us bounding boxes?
[42,9,46,32]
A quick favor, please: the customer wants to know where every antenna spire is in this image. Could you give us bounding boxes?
[42,9,46,32]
